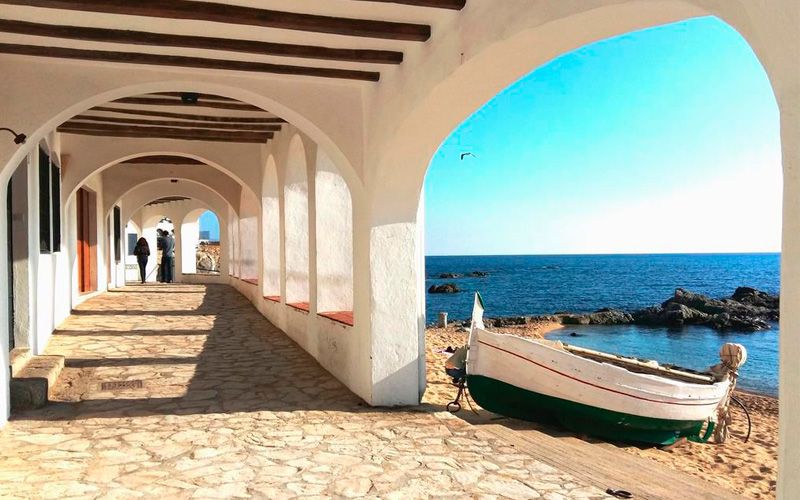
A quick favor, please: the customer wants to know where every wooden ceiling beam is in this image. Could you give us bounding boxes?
[354,0,466,9]
[150,92,239,102]
[120,155,205,165]
[57,123,273,143]
[71,115,282,131]
[91,106,286,124]
[0,43,381,81]
[0,20,403,65]
[113,96,263,112]
[147,196,191,206]
[0,0,431,41]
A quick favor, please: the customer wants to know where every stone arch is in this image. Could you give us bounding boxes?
[262,155,281,297]
[181,207,221,276]
[315,148,354,315]
[368,3,788,221]
[110,176,238,224]
[97,158,243,217]
[64,147,252,213]
[361,2,792,412]
[237,189,260,281]
[0,78,362,194]
[284,134,310,305]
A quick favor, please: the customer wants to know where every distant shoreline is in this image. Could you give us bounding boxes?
[426,251,781,258]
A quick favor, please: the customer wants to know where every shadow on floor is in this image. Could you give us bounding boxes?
[12,284,398,422]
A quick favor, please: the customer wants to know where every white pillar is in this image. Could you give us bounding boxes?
[181,217,198,275]
[368,218,424,406]
[778,78,800,499]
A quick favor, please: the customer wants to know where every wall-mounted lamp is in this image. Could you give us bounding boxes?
[0,127,26,144]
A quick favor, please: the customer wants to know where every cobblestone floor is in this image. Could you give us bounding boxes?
[1,284,610,499]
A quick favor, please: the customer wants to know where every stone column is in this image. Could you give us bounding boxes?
[778,75,800,500]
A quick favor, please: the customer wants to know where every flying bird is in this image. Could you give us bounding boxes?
[460,152,477,160]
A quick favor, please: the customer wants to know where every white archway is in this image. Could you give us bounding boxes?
[315,148,354,315]
[262,155,281,298]
[284,134,310,306]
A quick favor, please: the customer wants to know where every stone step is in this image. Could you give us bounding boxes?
[10,354,65,412]
[9,347,32,377]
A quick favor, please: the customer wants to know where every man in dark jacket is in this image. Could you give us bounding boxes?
[162,230,176,283]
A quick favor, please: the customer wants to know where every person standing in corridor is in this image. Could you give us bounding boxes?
[162,230,176,283]
[132,237,150,284]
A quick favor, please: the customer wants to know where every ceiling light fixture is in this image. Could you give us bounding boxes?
[0,127,26,144]
[180,92,199,105]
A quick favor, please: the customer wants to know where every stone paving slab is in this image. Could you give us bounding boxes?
[0,284,610,499]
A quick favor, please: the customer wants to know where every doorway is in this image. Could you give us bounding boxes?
[6,162,31,352]
[76,187,97,293]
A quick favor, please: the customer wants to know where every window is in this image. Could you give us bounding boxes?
[113,206,121,263]
[51,163,61,252]
[127,233,138,256]
[38,148,51,253]
[37,148,62,253]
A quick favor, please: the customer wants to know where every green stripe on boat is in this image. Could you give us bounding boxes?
[467,374,711,446]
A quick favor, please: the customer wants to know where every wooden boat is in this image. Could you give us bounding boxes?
[456,293,746,445]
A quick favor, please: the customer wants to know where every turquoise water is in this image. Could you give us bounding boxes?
[426,253,780,396]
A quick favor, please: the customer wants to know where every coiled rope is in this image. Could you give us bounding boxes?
[713,343,747,444]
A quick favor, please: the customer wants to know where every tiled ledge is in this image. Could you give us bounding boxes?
[318,311,354,327]
[287,302,310,313]
[241,278,258,286]
[264,295,281,303]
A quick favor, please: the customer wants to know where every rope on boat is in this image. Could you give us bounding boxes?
[713,343,748,444]
[730,395,752,443]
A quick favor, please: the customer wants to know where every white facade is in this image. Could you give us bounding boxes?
[0,1,797,496]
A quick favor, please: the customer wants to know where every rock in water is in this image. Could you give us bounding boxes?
[587,309,634,325]
[731,286,779,309]
[438,273,462,279]
[428,283,460,294]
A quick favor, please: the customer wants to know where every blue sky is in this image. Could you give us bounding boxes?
[424,17,781,256]
[199,210,220,240]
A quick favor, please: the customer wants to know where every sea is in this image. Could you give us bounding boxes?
[425,253,780,396]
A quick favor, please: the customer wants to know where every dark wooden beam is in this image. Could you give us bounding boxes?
[57,123,273,143]
[91,106,286,124]
[0,44,381,81]
[0,20,403,65]
[0,0,431,41]
[150,92,239,102]
[113,96,263,112]
[71,115,282,131]
[121,155,205,165]
[354,0,466,9]
[147,196,191,206]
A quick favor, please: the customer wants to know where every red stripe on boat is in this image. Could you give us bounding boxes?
[477,340,718,407]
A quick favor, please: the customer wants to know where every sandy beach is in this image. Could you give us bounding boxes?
[424,323,778,499]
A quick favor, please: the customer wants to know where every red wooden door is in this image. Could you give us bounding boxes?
[76,188,97,293]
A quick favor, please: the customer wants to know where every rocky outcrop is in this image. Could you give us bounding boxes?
[428,283,460,294]
[434,271,488,279]
[558,308,633,326]
[630,288,777,331]
[436,287,778,332]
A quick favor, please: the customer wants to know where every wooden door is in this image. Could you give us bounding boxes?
[76,188,97,293]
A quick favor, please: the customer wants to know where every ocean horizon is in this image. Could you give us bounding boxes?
[425,252,780,396]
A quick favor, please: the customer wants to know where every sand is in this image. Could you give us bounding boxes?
[424,323,778,499]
